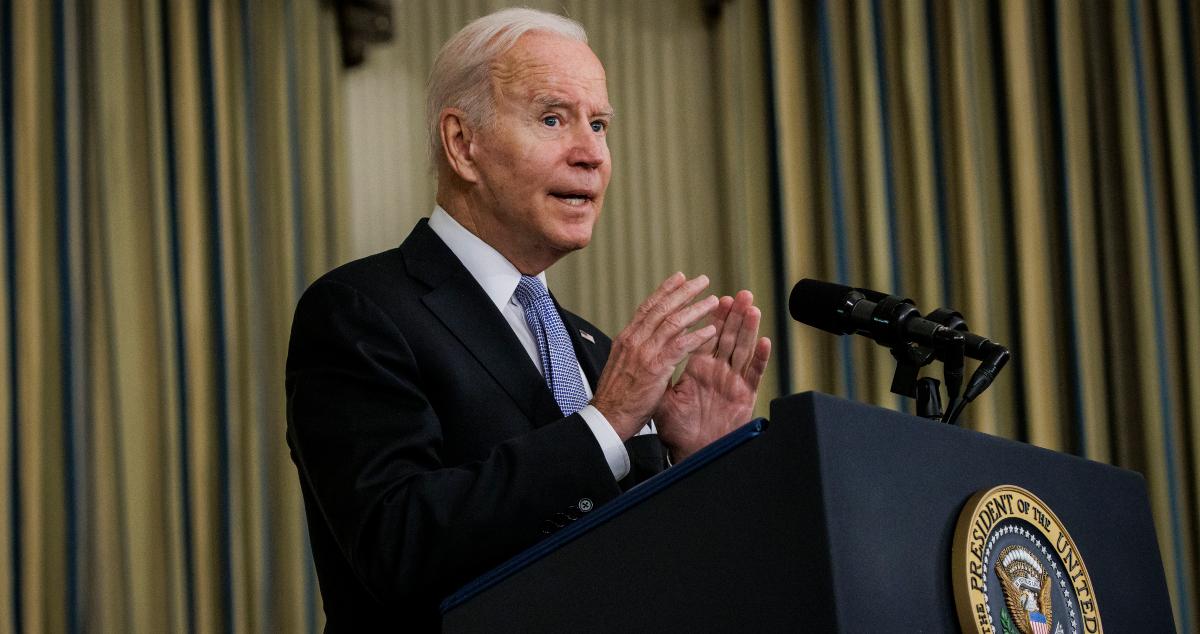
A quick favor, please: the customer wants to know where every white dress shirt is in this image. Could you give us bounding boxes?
[428,206,647,480]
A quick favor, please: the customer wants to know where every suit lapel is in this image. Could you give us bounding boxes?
[402,221,564,426]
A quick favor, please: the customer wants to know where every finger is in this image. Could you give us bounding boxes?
[650,294,719,351]
[662,294,720,339]
[714,295,734,321]
[730,303,761,373]
[661,275,712,318]
[697,295,734,356]
[744,337,772,388]
[715,291,751,361]
[654,271,687,296]
[634,274,710,334]
[628,272,687,330]
[728,291,759,370]
[663,323,717,366]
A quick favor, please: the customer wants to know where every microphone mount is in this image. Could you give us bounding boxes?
[789,279,1009,425]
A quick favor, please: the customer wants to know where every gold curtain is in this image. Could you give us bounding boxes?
[1,0,343,631]
[767,0,1199,626]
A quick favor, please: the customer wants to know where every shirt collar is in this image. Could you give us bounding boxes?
[428,205,549,311]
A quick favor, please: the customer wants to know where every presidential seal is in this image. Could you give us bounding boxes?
[952,485,1102,634]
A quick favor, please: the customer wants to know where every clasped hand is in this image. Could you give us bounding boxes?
[591,273,771,462]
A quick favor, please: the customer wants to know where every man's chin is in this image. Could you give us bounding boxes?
[554,215,597,245]
[553,236,592,255]
[548,228,594,256]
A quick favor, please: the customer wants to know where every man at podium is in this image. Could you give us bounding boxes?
[285,7,771,630]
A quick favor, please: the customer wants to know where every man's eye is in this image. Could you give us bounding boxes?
[591,120,607,133]
[543,116,560,127]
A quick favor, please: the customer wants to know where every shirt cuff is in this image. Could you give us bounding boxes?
[577,405,631,481]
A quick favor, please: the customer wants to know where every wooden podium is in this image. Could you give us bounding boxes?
[440,392,1174,632]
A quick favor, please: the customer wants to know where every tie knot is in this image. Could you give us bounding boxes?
[514,275,549,308]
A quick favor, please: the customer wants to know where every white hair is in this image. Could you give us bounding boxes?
[426,8,588,170]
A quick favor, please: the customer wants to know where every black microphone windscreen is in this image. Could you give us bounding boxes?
[789,279,856,334]
[855,287,890,303]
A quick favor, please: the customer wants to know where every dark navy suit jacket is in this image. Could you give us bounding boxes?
[286,220,666,631]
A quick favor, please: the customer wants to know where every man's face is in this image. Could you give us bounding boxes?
[465,32,612,273]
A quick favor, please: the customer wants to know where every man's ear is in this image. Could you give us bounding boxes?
[439,109,480,183]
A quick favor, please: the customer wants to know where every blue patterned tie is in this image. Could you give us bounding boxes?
[514,276,590,416]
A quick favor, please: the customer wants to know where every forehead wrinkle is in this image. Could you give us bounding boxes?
[532,93,614,119]
[492,62,605,98]
[488,52,526,90]
[489,35,608,106]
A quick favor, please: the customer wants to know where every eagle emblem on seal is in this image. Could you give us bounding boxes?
[994,545,1055,634]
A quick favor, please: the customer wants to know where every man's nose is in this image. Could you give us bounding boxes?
[567,124,607,169]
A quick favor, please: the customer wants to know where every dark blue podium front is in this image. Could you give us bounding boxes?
[440,392,1173,632]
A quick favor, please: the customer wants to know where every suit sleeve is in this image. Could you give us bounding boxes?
[285,278,623,606]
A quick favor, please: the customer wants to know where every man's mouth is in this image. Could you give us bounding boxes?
[550,191,595,207]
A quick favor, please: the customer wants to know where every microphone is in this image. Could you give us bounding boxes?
[788,279,963,350]
[923,308,1011,425]
[924,309,1008,365]
[790,279,1009,425]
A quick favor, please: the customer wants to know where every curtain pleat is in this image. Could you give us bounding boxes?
[1055,0,1108,462]
[14,2,65,632]
[769,0,1199,626]
[716,0,781,399]
[0,0,13,626]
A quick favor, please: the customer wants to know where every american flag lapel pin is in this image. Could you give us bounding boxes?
[579,330,595,344]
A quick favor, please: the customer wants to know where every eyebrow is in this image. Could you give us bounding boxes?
[532,94,615,119]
